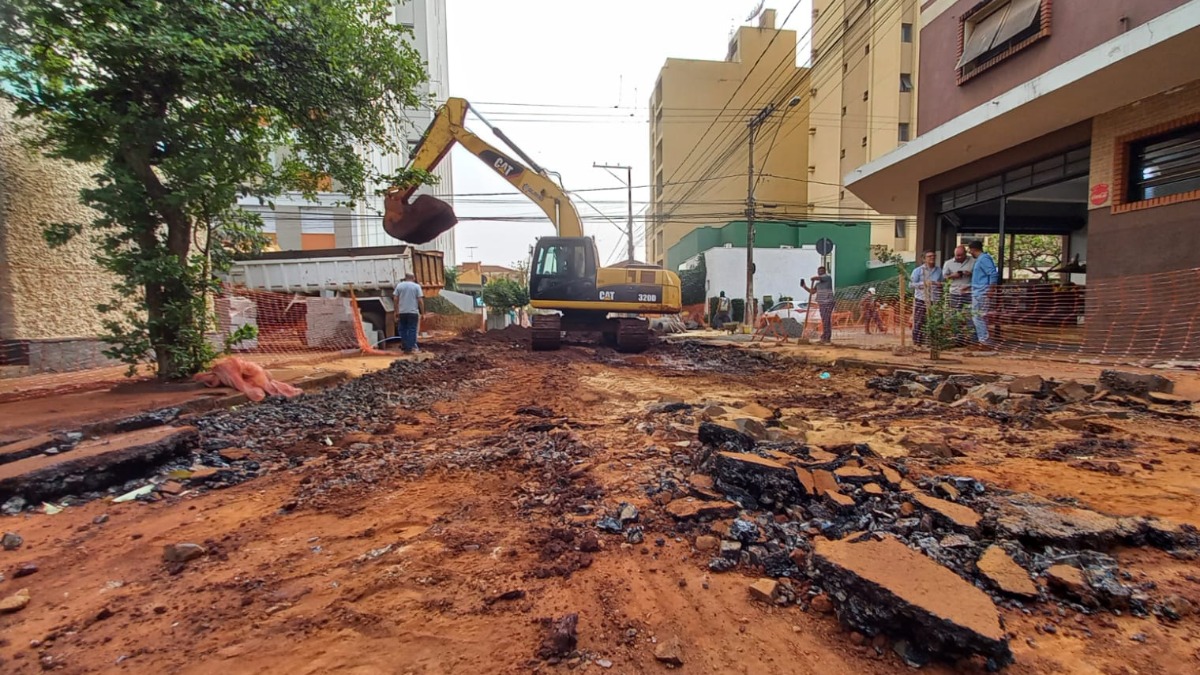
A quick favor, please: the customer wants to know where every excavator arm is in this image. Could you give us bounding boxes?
[384,97,584,244]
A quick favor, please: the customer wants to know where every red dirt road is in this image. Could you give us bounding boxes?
[1,339,1199,674]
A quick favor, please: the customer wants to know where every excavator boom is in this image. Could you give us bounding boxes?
[384,98,584,244]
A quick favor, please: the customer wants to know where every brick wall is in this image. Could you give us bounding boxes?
[1088,79,1200,213]
[0,101,124,342]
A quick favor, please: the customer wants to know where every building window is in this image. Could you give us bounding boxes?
[655,170,664,197]
[898,123,911,142]
[863,90,869,101]
[840,148,846,159]
[899,74,913,93]
[895,219,907,239]
[956,0,1049,84]
[1122,121,1200,206]
[865,44,870,55]
[861,136,868,147]
[843,62,848,74]
[841,106,847,117]
[901,23,913,43]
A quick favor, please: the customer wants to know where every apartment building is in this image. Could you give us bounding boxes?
[847,0,1200,356]
[646,9,810,268]
[809,0,919,260]
[239,0,456,265]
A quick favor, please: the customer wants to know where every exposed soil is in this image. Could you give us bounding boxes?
[1,338,1199,674]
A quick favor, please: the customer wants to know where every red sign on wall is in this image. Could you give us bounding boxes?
[1090,183,1110,206]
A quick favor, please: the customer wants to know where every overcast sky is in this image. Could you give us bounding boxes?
[443,0,812,268]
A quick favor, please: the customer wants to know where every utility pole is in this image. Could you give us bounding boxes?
[594,162,635,263]
[745,104,774,329]
[744,96,801,329]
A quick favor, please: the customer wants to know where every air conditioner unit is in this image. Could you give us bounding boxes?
[723,243,734,248]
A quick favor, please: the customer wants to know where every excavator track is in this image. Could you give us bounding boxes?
[613,318,650,353]
[531,314,562,351]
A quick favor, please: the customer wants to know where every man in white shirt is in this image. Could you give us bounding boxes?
[393,273,425,353]
[942,245,975,344]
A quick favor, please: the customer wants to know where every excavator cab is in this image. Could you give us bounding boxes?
[383,192,458,245]
[529,237,600,304]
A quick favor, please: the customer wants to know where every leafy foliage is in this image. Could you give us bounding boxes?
[982,234,1065,280]
[0,0,430,378]
[443,266,460,292]
[922,281,971,360]
[679,256,707,305]
[481,278,529,312]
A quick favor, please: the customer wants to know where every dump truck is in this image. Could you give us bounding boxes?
[223,245,445,347]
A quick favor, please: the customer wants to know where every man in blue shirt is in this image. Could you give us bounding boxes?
[909,250,944,346]
[968,240,1000,346]
[392,273,425,353]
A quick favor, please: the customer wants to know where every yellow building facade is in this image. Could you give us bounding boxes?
[646,9,810,268]
[809,0,920,259]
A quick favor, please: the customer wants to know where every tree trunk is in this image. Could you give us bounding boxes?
[122,148,194,380]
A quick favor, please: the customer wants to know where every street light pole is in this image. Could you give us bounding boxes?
[594,162,635,263]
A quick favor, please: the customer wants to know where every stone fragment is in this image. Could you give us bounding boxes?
[219,448,254,462]
[719,540,742,558]
[965,383,1009,405]
[618,503,639,524]
[1008,375,1044,395]
[1,532,22,550]
[729,519,760,543]
[1053,380,1089,403]
[538,614,579,659]
[156,481,184,496]
[733,418,769,441]
[1045,565,1092,602]
[899,502,915,517]
[664,499,738,521]
[738,402,776,419]
[749,578,780,603]
[879,466,902,489]
[862,484,884,496]
[812,469,838,496]
[991,495,1134,549]
[810,594,834,614]
[0,587,30,614]
[1099,370,1173,397]
[789,548,807,568]
[933,381,963,403]
[653,636,684,667]
[833,466,876,484]
[793,468,816,496]
[912,494,980,531]
[900,383,929,398]
[713,451,803,506]
[824,490,857,511]
[1148,391,1189,406]
[162,543,207,563]
[809,536,1011,667]
[12,563,38,578]
[977,546,1038,598]
[934,482,960,501]
[694,535,719,552]
[698,422,755,452]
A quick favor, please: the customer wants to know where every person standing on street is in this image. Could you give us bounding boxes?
[714,291,733,328]
[392,273,425,353]
[801,266,835,344]
[942,245,975,345]
[968,240,1000,347]
[910,250,944,346]
[860,288,885,334]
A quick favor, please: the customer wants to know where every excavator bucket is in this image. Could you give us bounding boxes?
[383,192,459,245]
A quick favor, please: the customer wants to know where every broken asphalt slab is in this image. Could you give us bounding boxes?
[809,536,1012,668]
[0,426,198,504]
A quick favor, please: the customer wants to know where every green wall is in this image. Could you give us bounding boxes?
[668,220,874,287]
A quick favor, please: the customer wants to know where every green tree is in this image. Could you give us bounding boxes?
[0,0,430,378]
[444,266,460,292]
[481,278,530,312]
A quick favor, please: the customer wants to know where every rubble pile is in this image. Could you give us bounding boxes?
[629,382,1199,669]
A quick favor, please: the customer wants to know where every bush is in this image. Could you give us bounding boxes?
[425,295,464,316]
[481,278,529,311]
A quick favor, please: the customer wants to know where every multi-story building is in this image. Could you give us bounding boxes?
[846,0,1200,357]
[646,9,810,268]
[808,0,919,260]
[239,0,455,265]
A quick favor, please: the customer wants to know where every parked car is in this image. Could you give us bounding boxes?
[762,300,818,326]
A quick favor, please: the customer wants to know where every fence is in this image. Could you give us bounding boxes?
[0,285,396,402]
[750,266,1200,368]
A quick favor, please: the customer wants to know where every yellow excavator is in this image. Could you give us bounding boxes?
[384,97,681,352]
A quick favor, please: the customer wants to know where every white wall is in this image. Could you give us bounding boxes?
[703,246,828,305]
